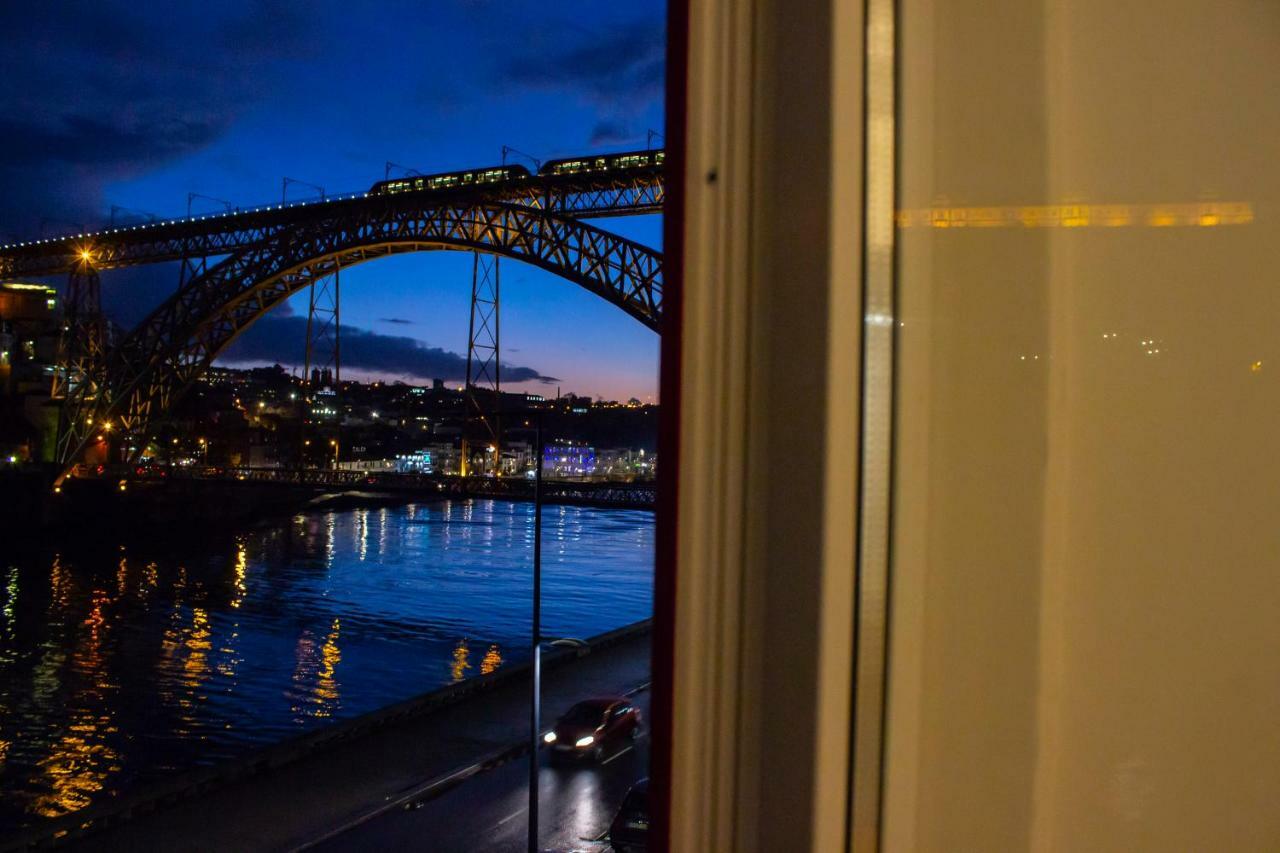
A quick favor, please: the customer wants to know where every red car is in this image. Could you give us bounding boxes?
[544,696,641,762]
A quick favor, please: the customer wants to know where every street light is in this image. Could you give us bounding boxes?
[528,412,544,853]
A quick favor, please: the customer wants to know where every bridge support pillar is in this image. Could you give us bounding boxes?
[52,260,107,464]
[462,252,501,476]
[303,260,341,468]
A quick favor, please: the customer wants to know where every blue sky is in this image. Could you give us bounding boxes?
[0,0,665,401]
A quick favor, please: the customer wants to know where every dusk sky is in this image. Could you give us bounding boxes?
[0,0,665,401]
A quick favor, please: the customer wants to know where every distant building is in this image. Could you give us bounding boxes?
[338,458,396,473]
[309,367,335,389]
[395,449,434,473]
[0,282,61,461]
[544,439,595,477]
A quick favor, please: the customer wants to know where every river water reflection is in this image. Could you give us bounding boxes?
[0,499,654,832]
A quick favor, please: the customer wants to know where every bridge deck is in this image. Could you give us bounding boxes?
[0,168,663,278]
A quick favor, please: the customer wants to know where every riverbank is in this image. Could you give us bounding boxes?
[4,621,651,852]
[0,468,442,539]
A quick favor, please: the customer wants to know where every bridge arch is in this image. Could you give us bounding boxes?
[57,200,661,476]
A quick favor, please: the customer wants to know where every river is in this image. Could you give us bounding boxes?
[0,499,654,833]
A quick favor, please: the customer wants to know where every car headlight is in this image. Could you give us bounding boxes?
[543,732,557,744]
[575,735,595,748]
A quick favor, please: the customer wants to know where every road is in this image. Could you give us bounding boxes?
[311,692,652,853]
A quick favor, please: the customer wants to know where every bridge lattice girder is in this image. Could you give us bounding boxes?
[0,170,663,278]
[55,200,662,476]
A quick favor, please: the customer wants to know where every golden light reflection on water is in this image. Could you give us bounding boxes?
[49,554,72,612]
[231,543,248,608]
[115,551,129,598]
[451,639,471,683]
[29,581,121,819]
[480,644,503,675]
[290,618,342,720]
[158,592,214,725]
[317,620,341,708]
[4,565,18,646]
[27,711,121,818]
[182,609,212,691]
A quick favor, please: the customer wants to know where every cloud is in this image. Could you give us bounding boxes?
[589,120,644,147]
[0,0,325,237]
[502,19,664,104]
[378,317,414,325]
[220,314,557,384]
[499,18,664,143]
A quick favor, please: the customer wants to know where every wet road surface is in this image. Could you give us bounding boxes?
[313,692,652,853]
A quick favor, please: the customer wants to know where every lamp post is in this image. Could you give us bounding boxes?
[528,411,544,853]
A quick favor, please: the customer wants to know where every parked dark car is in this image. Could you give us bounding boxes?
[609,778,650,853]
[544,696,640,762]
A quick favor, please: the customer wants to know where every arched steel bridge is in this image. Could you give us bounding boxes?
[0,160,664,483]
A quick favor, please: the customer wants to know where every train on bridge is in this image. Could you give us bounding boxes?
[367,148,665,197]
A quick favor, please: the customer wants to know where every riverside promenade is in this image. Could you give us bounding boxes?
[6,622,651,853]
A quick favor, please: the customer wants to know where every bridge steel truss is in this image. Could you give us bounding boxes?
[49,198,662,483]
[0,169,664,279]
